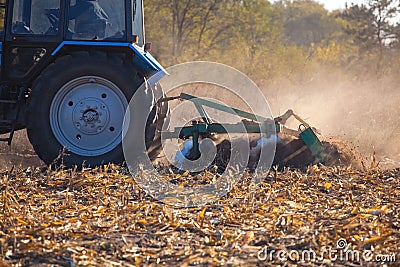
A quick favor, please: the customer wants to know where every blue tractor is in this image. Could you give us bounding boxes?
[0,0,168,167]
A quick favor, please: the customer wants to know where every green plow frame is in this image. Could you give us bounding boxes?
[160,93,326,162]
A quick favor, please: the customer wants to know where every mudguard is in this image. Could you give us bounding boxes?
[51,41,168,85]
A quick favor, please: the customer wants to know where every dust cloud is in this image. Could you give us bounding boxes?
[264,68,400,169]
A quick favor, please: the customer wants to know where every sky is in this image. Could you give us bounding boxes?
[271,0,368,11]
[319,0,367,11]
[272,1,400,23]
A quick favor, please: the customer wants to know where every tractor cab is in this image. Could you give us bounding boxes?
[8,0,144,42]
[0,0,147,81]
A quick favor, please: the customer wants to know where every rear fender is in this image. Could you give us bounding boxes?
[51,41,168,85]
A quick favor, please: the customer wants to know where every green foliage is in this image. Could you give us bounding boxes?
[144,0,400,82]
[145,0,239,65]
[273,0,340,46]
[338,0,399,76]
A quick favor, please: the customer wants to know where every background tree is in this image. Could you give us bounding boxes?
[338,0,399,76]
[274,0,340,46]
[145,0,238,65]
[144,0,400,81]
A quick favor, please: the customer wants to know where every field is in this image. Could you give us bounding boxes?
[0,130,399,266]
[0,71,399,267]
[1,0,400,265]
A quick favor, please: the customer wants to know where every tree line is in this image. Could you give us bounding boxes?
[144,0,400,84]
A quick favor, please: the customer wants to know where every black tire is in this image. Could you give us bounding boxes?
[27,51,155,167]
[146,82,170,160]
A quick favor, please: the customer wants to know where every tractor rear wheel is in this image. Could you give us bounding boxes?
[27,52,155,167]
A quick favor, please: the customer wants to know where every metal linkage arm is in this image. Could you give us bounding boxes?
[179,93,269,122]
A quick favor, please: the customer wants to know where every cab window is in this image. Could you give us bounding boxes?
[132,0,144,45]
[68,0,125,40]
[0,0,5,38]
[12,0,61,35]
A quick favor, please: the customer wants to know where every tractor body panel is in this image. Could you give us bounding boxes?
[51,41,168,81]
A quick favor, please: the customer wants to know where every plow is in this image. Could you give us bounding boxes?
[158,93,339,170]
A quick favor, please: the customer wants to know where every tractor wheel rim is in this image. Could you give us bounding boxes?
[50,76,128,157]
